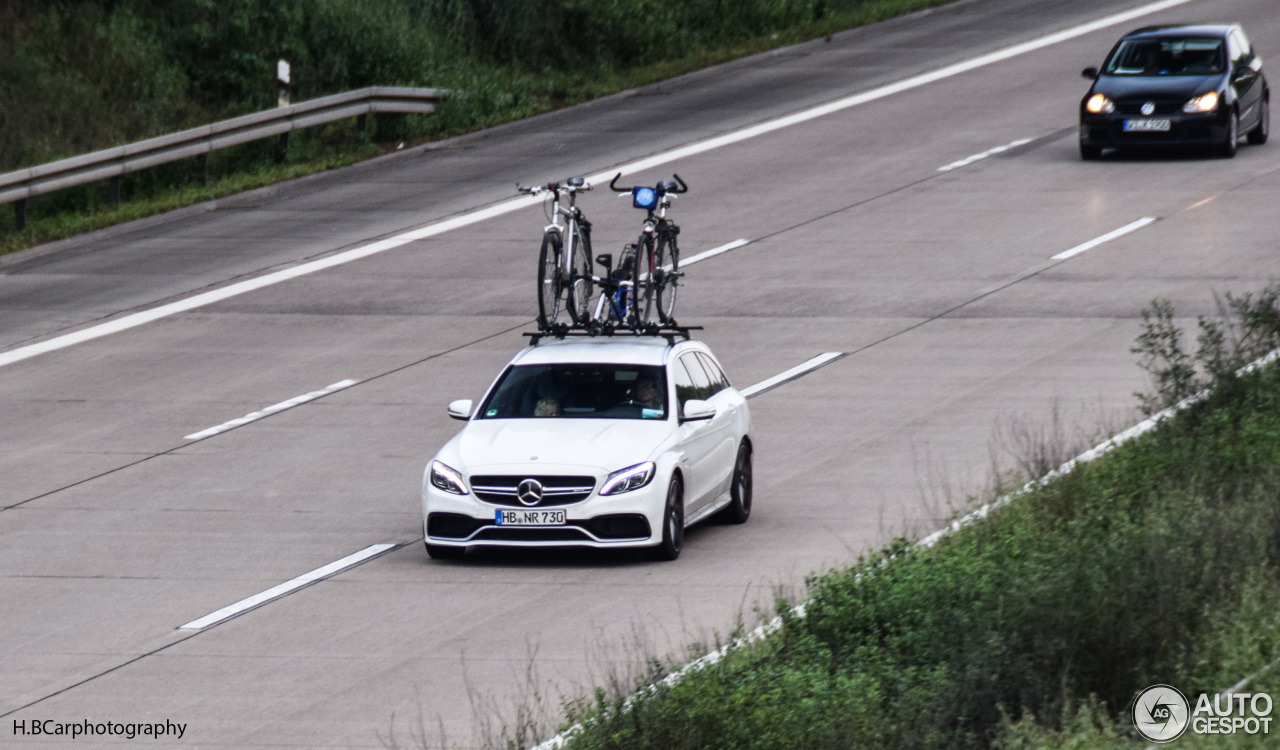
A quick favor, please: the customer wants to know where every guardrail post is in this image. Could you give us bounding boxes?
[357,113,368,142]
[15,199,26,231]
[110,176,121,208]
[198,153,209,185]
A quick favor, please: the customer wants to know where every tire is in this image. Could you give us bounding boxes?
[632,233,657,327]
[645,476,684,561]
[654,233,680,324]
[716,442,753,525]
[1079,141,1102,160]
[537,232,563,329]
[1247,96,1269,145]
[426,542,465,560]
[566,222,594,325]
[1217,110,1239,158]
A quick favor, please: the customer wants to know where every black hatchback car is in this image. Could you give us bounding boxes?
[1079,24,1269,159]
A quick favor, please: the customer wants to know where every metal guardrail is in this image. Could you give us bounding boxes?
[1,86,446,229]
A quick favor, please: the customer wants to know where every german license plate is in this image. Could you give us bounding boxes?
[1124,119,1171,132]
[495,509,566,526]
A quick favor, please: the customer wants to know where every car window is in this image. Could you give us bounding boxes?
[478,364,667,420]
[695,352,730,395]
[1104,37,1225,76]
[1231,31,1252,63]
[679,353,714,401]
[672,358,697,411]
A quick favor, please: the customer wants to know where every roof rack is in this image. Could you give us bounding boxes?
[524,323,702,346]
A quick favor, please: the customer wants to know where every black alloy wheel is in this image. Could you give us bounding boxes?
[1217,109,1239,158]
[1247,96,1269,145]
[646,476,684,561]
[716,442,753,524]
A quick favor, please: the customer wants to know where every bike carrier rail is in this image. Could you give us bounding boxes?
[524,324,701,346]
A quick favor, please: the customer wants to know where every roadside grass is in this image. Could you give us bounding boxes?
[0,0,957,259]
[530,291,1280,750]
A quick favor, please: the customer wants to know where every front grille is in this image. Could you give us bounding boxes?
[470,475,596,507]
[1116,98,1182,116]
[474,527,593,542]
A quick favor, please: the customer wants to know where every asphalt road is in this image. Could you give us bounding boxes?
[3,0,1279,746]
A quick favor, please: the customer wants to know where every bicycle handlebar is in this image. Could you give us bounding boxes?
[517,180,591,196]
[607,172,688,195]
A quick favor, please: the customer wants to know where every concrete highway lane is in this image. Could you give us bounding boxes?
[3,0,1280,746]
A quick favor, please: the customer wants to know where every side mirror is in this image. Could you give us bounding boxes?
[1233,65,1255,81]
[1081,66,1099,79]
[681,399,715,423]
[447,399,473,421]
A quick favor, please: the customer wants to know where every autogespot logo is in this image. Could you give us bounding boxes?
[1133,685,1274,742]
[1133,685,1190,743]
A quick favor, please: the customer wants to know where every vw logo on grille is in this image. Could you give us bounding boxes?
[517,478,543,506]
[1141,101,1156,116]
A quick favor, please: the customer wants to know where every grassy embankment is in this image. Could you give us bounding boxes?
[529,293,1280,749]
[0,0,957,257]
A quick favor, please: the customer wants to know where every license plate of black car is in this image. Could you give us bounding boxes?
[495,509,566,526]
[1124,119,1171,132]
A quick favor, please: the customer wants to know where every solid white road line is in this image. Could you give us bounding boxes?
[937,138,1034,171]
[679,239,750,268]
[178,543,396,631]
[183,379,357,440]
[739,352,845,399]
[1050,217,1157,261]
[0,0,1196,371]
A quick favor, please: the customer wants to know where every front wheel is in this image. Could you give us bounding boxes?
[537,232,564,329]
[716,442,752,524]
[566,222,594,325]
[1217,110,1239,158]
[645,476,684,561]
[1079,141,1102,160]
[655,233,680,324]
[632,234,657,328]
[1247,97,1269,145]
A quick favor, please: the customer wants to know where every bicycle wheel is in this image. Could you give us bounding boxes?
[632,233,657,327]
[615,245,639,327]
[655,232,680,324]
[536,232,564,330]
[566,222,594,325]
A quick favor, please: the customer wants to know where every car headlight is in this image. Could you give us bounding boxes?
[430,461,469,495]
[1183,91,1219,113]
[600,462,656,496]
[1085,93,1115,114]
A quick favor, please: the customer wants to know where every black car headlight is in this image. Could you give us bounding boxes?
[1086,93,1115,114]
[600,462,656,496]
[430,461,469,495]
[1182,91,1219,113]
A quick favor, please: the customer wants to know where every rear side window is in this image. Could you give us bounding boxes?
[696,352,731,393]
[679,353,714,401]
[673,358,697,411]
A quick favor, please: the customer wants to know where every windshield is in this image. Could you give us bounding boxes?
[478,364,668,420]
[1104,37,1225,76]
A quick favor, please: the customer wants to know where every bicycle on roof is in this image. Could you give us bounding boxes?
[517,177,594,331]
[608,172,687,327]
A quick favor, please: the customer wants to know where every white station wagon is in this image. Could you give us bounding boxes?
[422,335,752,561]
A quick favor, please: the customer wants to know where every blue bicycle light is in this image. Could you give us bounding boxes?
[632,187,657,210]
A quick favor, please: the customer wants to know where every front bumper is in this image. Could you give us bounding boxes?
[422,467,667,550]
[1080,110,1229,149]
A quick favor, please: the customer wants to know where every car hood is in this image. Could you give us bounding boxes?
[448,418,672,473]
[1092,73,1223,100]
